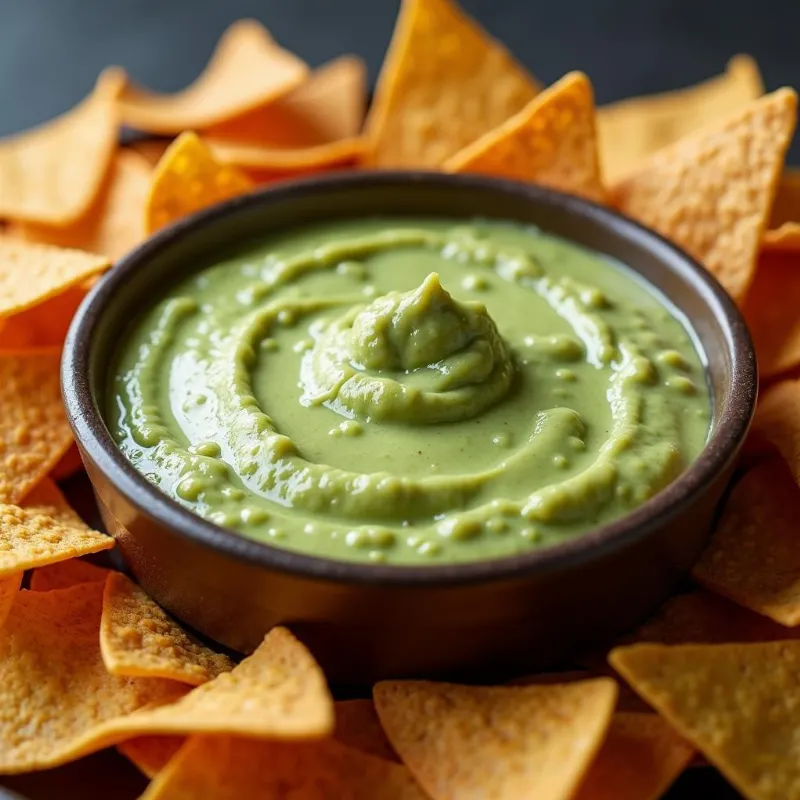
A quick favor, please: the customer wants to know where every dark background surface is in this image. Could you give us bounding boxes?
[0,0,786,797]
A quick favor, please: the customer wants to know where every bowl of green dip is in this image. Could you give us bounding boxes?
[62,172,756,681]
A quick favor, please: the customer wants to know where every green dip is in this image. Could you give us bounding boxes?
[108,218,711,565]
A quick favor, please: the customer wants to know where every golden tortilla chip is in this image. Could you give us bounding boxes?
[30,557,109,591]
[693,460,800,626]
[743,252,800,379]
[374,678,617,800]
[612,88,797,301]
[749,380,800,480]
[16,150,151,262]
[141,736,428,800]
[78,626,333,751]
[611,640,800,800]
[206,56,366,172]
[763,169,800,251]
[335,699,399,762]
[0,238,107,318]
[572,712,694,800]
[0,572,21,629]
[599,56,764,184]
[445,72,604,201]
[364,0,539,167]
[145,132,254,234]
[119,20,307,134]
[101,572,233,685]
[0,351,75,503]
[0,477,113,577]
[118,736,183,779]
[0,68,122,225]
[0,583,187,773]
[49,443,85,481]
[635,590,800,645]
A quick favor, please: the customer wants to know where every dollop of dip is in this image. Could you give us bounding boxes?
[109,219,711,565]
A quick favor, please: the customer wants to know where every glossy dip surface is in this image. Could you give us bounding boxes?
[107,217,711,565]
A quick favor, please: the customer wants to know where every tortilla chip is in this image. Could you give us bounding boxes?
[49,443,85,481]
[599,56,764,184]
[0,68,122,225]
[128,140,171,168]
[445,72,604,202]
[15,150,151,261]
[119,20,307,134]
[141,736,428,800]
[572,712,694,800]
[145,132,254,234]
[206,56,366,172]
[118,736,183,779]
[634,589,800,645]
[0,351,75,503]
[692,460,800,626]
[611,640,800,800]
[0,238,107,318]
[0,583,187,773]
[77,627,333,751]
[30,558,109,591]
[612,88,797,301]
[374,678,617,800]
[0,572,21,629]
[0,477,113,577]
[335,699,399,762]
[101,572,233,685]
[763,169,800,251]
[364,0,539,167]
[743,252,800,378]
[749,380,800,480]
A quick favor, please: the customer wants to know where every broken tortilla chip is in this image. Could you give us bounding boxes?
[599,55,764,184]
[0,583,187,773]
[119,20,307,134]
[743,251,800,379]
[572,712,694,800]
[611,640,800,800]
[0,350,75,503]
[0,572,21,629]
[364,0,539,167]
[15,150,151,261]
[101,572,233,685]
[30,557,109,591]
[445,72,604,202]
[141,736,428,800]
[118,736,183,780]
[374,678,617,800]
[763,169,800,251]
[145,132,254,234]
[612,88,797,301]
[749,380,800,483]
[693,459,800,626]
[335,699,399,762]
[0,68,122,225]
[0,477,113,577]
[0,238,108,318]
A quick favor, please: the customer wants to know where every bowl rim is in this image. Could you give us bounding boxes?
[62,170,757,587]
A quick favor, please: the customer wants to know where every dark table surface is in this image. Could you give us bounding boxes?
[0,0,788,796]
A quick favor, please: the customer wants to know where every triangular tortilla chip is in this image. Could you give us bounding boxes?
[119,20,307,134]
[145,132,254,234]
[0,583,187,773]
[763,169,800,251]
[30,557,109,591]
[612,88,797,301]
[0,477,113,577]
[0,68,122,225]
[599,56,764,184]
[364,0,539,167]
[118,736,183,779]
[749,380,800,482]
[141,737,428,800]
[0,573,21,629]
[693,459,800,625]
[374,679,617,800]
[610,640,800,800]
[0,238,108,318]
[15,150,151,261]
[0,351,75,503]
[205,56,366,171]
[101,572,232,685]
[445,72,604,202]
[335,699,399,762]
[572,712,694,800]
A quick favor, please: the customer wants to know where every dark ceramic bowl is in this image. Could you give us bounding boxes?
[62,172,756,683]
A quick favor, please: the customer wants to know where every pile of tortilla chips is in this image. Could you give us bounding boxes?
[3,0,800,796]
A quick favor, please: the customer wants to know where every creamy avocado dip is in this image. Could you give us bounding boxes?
[108,218,711,565]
